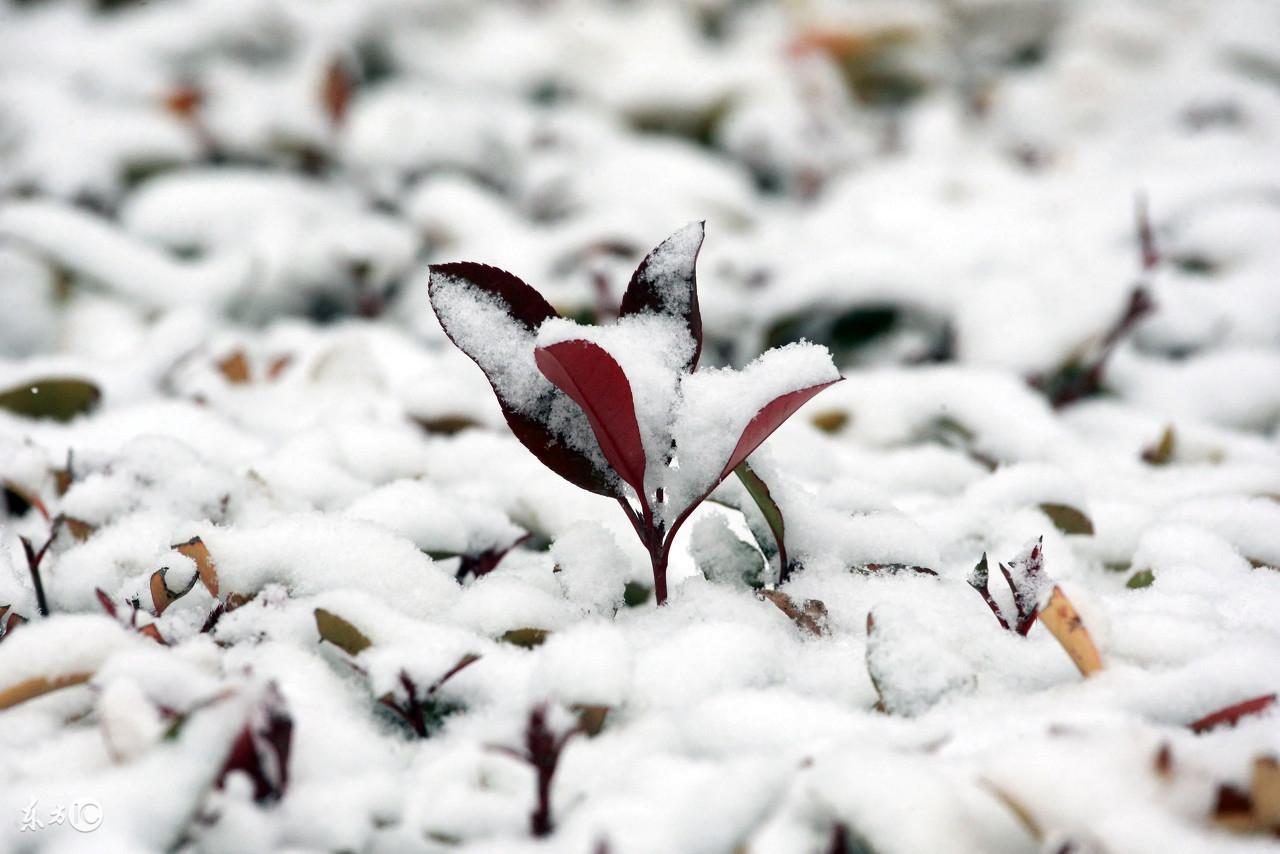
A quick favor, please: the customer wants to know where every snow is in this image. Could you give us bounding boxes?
[2,0,1280,852]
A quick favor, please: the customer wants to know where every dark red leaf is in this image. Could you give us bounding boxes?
[428,264,617,498]
[94,587,118,619]
[456,533,532,583]
[430,263,558,332]
[1190,694,1277,734]
[717,380,842,484]
[321,57,354,127]
[535,340,648,502]
[619,222,705,371]
[216,683,292,804]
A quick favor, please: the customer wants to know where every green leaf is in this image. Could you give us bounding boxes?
[623,581,651,607]
[500,627,549,648]
[1126,569,1155,589]
[1039,503,1095,536]
[734,461,788,578]
[0,377,101,422]
[314,608,372,655]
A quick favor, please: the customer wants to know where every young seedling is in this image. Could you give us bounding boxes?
[429,223,841,603]
[968,539,1103,677]
[1029,195,1159,408]
[19,515,63,617]
[491,704,582,838]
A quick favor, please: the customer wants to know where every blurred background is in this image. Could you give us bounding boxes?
[1,0,1278,417]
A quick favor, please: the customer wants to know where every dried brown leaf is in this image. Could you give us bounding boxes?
[1038,585,1104,677]
[174,536,219,597]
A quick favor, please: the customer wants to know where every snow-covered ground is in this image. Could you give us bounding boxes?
[2,0,1280,851]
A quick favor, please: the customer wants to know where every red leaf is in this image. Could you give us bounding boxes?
[535,340,648,502]
[321,57,354,127]
[619,222,705,371]
[1190,694,1277,734]
[429,264,617,498]
[717,380,841,484]
[430,262,558,332]
[94,587,118,619]
[216,684,292,804]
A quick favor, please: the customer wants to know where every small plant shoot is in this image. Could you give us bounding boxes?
[429,223,841,603]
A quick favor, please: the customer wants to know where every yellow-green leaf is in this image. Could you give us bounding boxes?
[315,608,372,656]
[500,627,549,648]
[1039,503,1094,536]
[0,377,101,422]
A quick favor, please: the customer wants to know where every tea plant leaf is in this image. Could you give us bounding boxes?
[0,377,101,422]
[429,263,617,498]
[535,340,648,502]
[314,608,373,656]
[733,461,788,580]
[619,221,705,371]
[1039,503,1094,535]
[1038,585,1104,677]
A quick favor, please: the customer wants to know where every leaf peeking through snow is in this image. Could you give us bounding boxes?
[314,608,373,656]
[1189,694,1277,734]
[1038,585,1104,677]
[215,683,293,804]
[618,221,705,371]
[501,628,550,648]
[535,339,649,503]
[1039,503,1095,536]
[173,536,219,598]
[760,589,828,636]
[734,461,790,582]
[0,377,101,422]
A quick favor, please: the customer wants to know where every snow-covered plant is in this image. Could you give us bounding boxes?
[429,223,841,604]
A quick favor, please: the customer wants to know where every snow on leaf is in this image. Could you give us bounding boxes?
[429,263,618,497]
[718,379,842,485]
[215,683,293,805]
[668,342,840,522]
[619,221,705,371]
[174,536,219,598]
[149,567,197,616]
[759,589,828,636]
[535,340,648,504]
